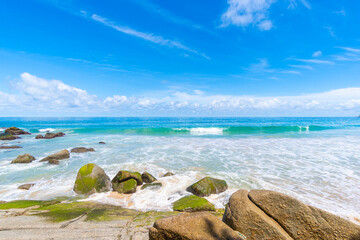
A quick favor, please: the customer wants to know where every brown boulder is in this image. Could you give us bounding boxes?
[35,134,43,139]
[223,190,292,240]
[0,145,22,149]
[11,154,36,164]
[70,147,95,153]
[18,183,35,190]
[5,127,30,135]
[36,132,65,139]
[248,190,360,240]
[149,212,245,240]
[0,133,19,140]
[40,149,70,162]
[162,172,174,177]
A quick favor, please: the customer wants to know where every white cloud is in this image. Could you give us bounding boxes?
[91,14,209,59]
[294,59,334,64]
[1,73,360,116]
[324,26,336,38]
[221,0,274,30]
[312,51,322,57]
[289,65,313,70]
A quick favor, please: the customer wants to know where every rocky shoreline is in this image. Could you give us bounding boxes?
[1,127,360,239]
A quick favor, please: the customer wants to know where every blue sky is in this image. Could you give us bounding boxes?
[1,0,360,116]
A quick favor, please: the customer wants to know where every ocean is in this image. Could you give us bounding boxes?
[0,117,359,223]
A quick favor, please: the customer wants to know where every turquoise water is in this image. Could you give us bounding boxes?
[0,117,359,223]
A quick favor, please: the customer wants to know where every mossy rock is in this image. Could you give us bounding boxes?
[111,170,143,186]
[162,172,174,177]
[73,163,112,195]
[0,200,61,209]
[141,182,162,190]
[186,177,228,197]
[11,154,35,164]
[113,178,137,194]
[141,172,157,183]
[0,133,18,140]
[173,195,215,212]
[5,127,30,135]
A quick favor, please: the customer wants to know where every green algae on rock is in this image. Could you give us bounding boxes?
[141,172,157,183]
[113,178,137,194]
[111,170,143,186]
[173,195,215,212]
[187,177,228,197]
[11,154,35,164]
[0,199,61,210]
[141,182,162,190]
[0,133,19,140]
[162,172,174,177]
[73,163,112,195]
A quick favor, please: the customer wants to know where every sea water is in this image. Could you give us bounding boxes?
[0,117,359,223]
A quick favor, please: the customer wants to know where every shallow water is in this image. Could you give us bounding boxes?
[0,117,359,223]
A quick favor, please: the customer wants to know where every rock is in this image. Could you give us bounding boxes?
[0,133,19,141]
[149,212,245,240]
[70,147,95,153]
[223,190,292,240]
[11,154,36,164]
[73,163,112,195]
[141,182,162,190]
[5,127,30,135]
[113,179,137,194]
[35,134,43,139]
[111,170,143,186]
[162,172,174,177]
[173,195,215,212]
[248,190,360,240]
[141,172,157,183]
[0,145,22,149]
[36,132,65,139]
[48,159,60,165]
[99,141,106,144]
[18,184,35,190]
[40,149,70,162]
[187,177,228,197]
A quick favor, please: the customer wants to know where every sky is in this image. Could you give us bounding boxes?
[1,0,360,117]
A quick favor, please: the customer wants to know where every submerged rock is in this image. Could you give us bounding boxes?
[162,172,174,177]
[40,149,70,162]
[112,170,143,186]
[172,195,215,212]
[223,189,360,240]
[186,177,228,197]
[5,127,30,135]
[99,141,106,144]
[36,132,65,139]
[0,133,19,141]
[141,172,157,183]
[70,147,95,153]
[149,212,245,240]
[48,159,60,165]
[73,163,112,195]
[113,178,137,194]
[11,154,36,164]
[141,182,162,190]
[18,183,35,190]
[0,145,22,149]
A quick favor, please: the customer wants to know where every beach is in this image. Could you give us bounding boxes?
[1,117,360,226]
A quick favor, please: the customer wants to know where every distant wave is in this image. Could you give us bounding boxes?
[70,125,334,136]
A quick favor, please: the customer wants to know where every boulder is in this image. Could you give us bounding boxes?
[40,149,70,162]
[70,147,95,153]
[248,190,360,240]
[141,172,157,183]
[113,179,137,194]
[11,154,36,164]
[5,127,30,135]
[223,190,292,240]
[48,159,60,165]
[36,132,65,139]
[149,212,245,240]
[73,163,112,195]
[18,183,35,190]
[162,172,174,177]
[35,134,43,139]
[111,170,143,186]
[141,182,162,190]
[0,133,19,141]
[173,195,215,212]
[187,177,228,197]
[0,145,22,149]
